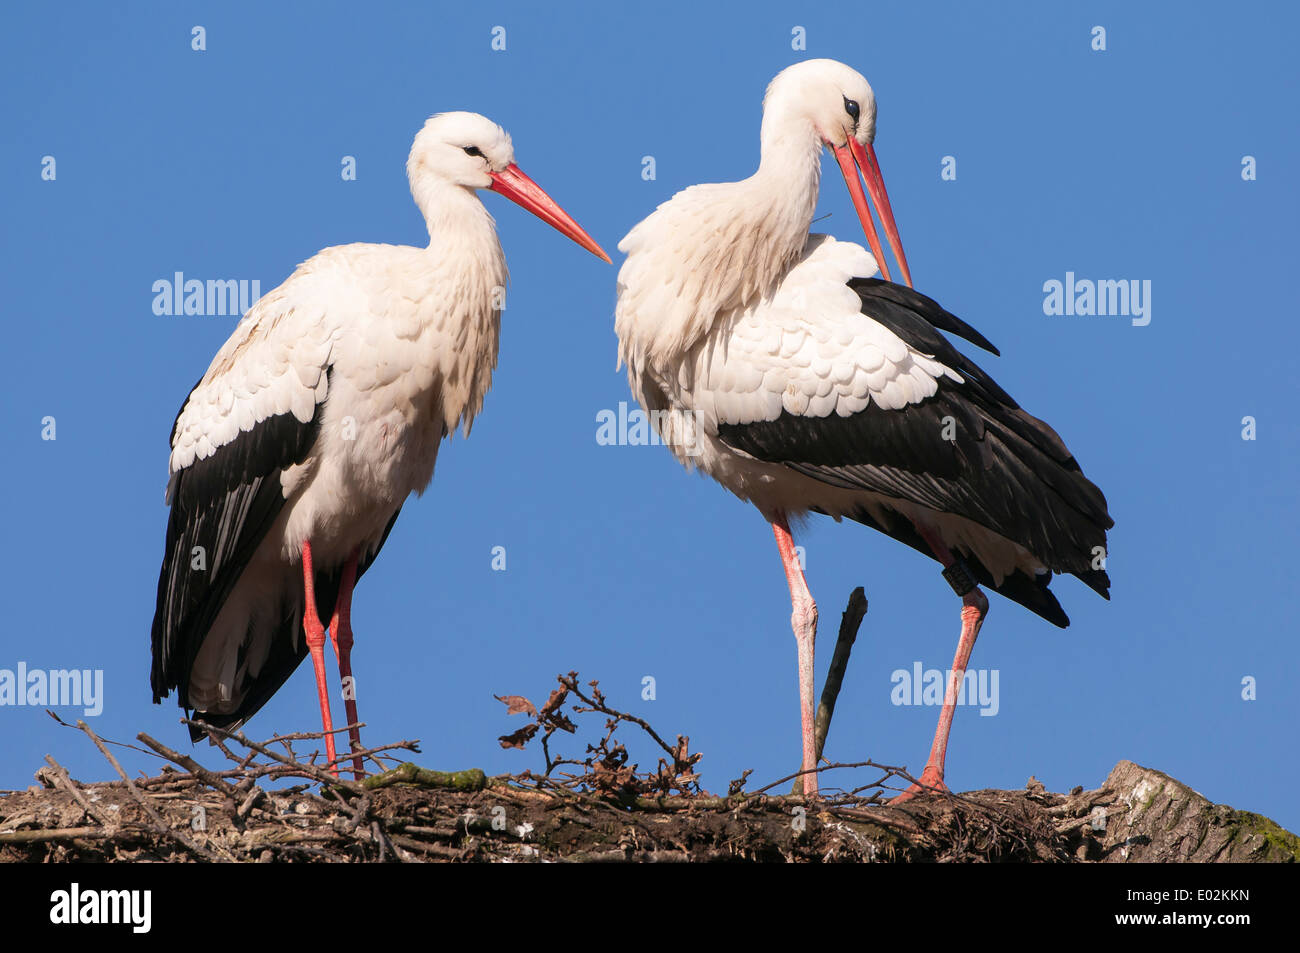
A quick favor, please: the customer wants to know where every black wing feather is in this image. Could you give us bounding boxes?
[716,280,1112,623]
[852,278,1001,357]
[182,504,403,741]
[827,502,1072,627]
[151,372,329,709]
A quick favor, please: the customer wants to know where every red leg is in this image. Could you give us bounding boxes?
[895,524,989,802]
[328,550,364,780]
[300,541,339,777]
[772,515,819,797]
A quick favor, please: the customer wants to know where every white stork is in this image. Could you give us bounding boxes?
[151,111,609,777]
[614,60,1112,798]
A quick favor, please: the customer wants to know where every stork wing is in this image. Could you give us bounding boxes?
[150,287,335,710]
[186,505,403,742]
[712,278,1112,584]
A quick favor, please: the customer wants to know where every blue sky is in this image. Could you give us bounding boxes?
[2,2,1296,831]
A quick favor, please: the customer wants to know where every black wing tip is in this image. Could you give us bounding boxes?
[964,558,1071,628]
[851,277,1002,356]
[1075,568,1112,599]
[1015,570,1071,628]
[838,506,1076,627]
[1044,606,1071,629]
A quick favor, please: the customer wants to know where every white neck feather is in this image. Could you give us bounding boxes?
[616,110,823,373]
[407,171,508,438]
[753,108,824,269]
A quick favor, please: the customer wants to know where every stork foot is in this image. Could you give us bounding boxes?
[893,767,949,802]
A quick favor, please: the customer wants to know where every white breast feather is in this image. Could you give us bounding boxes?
[672,236,964,430]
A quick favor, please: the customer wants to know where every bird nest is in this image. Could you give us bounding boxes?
[0,668,1178,864]
[6,581,1296,864]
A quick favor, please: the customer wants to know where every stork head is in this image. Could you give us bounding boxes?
[763,60,911,287]
[408,111,609,262]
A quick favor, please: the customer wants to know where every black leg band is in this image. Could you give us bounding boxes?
[942,560,977,597]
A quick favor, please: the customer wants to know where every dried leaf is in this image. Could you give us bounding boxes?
[494,694,538,718]
[538,687,569,718]
[497,725,538,750]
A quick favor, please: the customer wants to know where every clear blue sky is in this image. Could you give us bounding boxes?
[2,2,1296,830]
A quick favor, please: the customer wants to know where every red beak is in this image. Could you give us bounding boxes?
[488,163,611,263]
[830,139,911,288]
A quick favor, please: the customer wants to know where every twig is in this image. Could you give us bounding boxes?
[237,785,266,820]
[833,807,925,834]
[815,587,867,761]
[137,733,239,803]
[0,826,112,844]
[183,719,365,796]
[323,739,421,773]
[560,675,680,764]
[41,755,114,828]
[263,723,367,745]
[76,720,222,862]
[45,710,166,763]
[760,759,918,797]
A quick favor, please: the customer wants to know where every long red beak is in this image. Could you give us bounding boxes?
[830,139,911,287]
[488,163,611,263]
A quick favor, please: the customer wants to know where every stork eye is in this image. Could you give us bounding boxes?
[463,145,484,158]
[843,98,861,123]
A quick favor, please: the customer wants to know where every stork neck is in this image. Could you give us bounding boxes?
[405,173,506,440]
[410,175,499,256]
[752,115,823,236]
